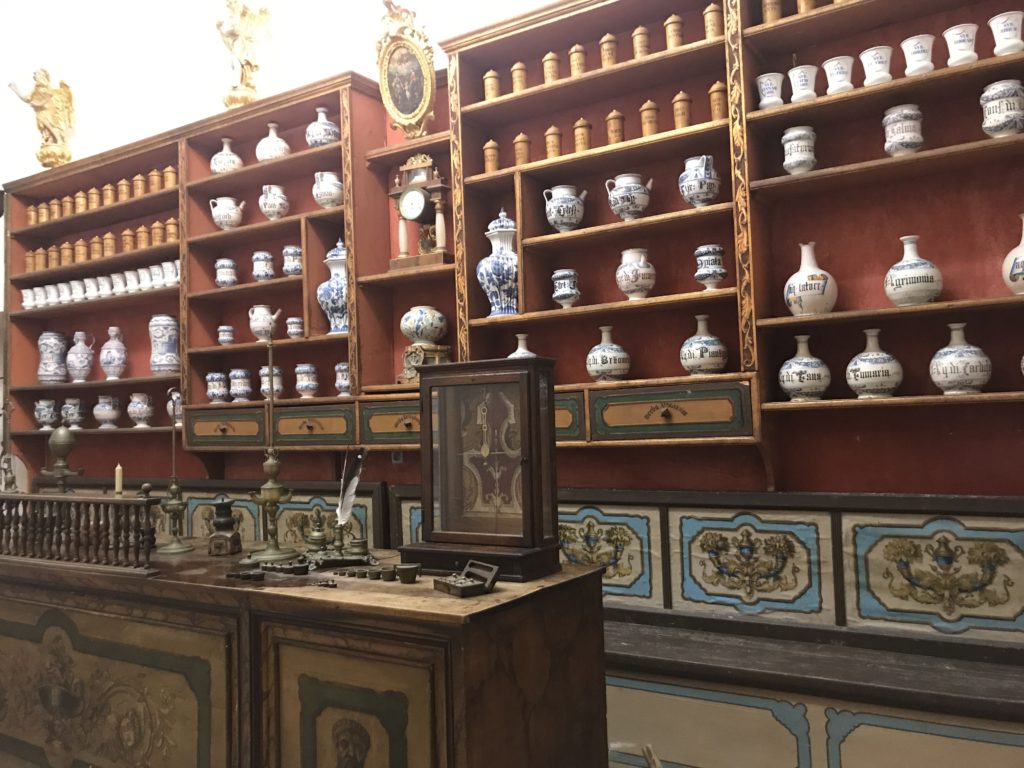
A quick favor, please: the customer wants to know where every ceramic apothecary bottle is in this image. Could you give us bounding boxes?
[313,171,344,208]
[317,239,350,334]
[679,314,728,374]
[252,250,275,281]
[929,323,991,395]
[37,331,68,384]
[784,242,837,316]
[981,80,1024,138]
[694,244,727,290]
[255,122,291,161]
[210,138,243,174]
[543,185,587,232]
[215,257,238,287]
[552,268,581,308]
[606,174,653,221]
[295,364,319,398]
[34,399,58,431]
[615,248,657,300]
[335,362,351,396]
[209,197,245,230]
[65,331,95,383]
[218,325,235,345]
[586,326,630,381]
[282,244,303,276]
[258,184,290,220]
[883,104,924,157]
[61,398,84,429]
[306,107,340,146]
[127,392,153,427]
[782,126,816,175]
[884,235,943,306]
[149,315,180,373]
[779,335,831,401]
[286,316,304,338]
[229,369,252,402]
[248,304,276,341]
[1002,213,1024,293]
[259,366,284,399]
[846,329,903,399]
[99,327,127,379]
[93,396,120,429]
[507,333,538,359]
[400,306,447,345]
[678,155,721,208]
[477,209,519,316]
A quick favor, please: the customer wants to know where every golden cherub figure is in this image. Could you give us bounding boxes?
[9,69,74,168]
[217,0,270,109]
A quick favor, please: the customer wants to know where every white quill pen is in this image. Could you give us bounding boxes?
[335,447,365,529]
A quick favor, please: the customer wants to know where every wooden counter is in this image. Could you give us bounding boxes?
[0,550,607,767]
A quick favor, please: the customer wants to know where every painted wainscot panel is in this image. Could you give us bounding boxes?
[669,508,834,624]
[844,515,1024,639]
[606,674,1024,767]
[559,504,663,609]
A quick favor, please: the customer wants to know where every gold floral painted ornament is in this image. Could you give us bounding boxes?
[9,69,74,168]
[376,0,436,138]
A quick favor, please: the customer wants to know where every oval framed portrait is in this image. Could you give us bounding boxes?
[379,36,435,138]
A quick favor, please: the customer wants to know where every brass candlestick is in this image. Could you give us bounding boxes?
[159,388,193,554]
[38,426,83,494]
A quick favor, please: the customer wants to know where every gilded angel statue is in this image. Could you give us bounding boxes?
[217,0,270,108]
[8,69,74,168]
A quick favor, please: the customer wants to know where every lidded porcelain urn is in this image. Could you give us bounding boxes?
[779,335,830,401]
[476,208,519,316]
[783,242,837,316]
[929,322,991,395]
[883,235,943,306]
[846,329,903,399]
[317,239,350,334]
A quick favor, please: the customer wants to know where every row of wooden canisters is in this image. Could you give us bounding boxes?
[23,167,178,227]
[482,85,727,171]
[762,0,848,24]
[482,5,725,100]
[22,218,179,273]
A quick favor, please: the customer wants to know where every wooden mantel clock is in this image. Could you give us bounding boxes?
[389,153,451,270]
[399,358,561,581]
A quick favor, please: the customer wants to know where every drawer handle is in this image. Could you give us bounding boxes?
[302,419,316,432]
[659,407,672,420]
[401,417,414,429]
[216,422,230,434]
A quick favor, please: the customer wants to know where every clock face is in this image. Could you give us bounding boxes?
[399,188,429,222]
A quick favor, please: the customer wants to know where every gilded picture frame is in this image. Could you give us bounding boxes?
[376,2,436,138]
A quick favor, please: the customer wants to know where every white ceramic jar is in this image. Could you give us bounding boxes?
[943,23,979,67]
[586,326,630,381]
[981,79,1024,138]
[930,323,991,395]
[615,248,657,300]
[860,45,893,86]
[251,250,275,281]
[679,314,728,374]
[210,137,243,174]
[779,335,831,401]
[990,11,1024,56]
[126,392,153,427]
[694,245,727,291]
[552,268,581,308]
[782,126,816,175]
[883,235,943,306]
[258,184,289,220]
[259,366,284,399]
[286,316,304,338]
[282,245,303,276]
[399,306,447,345]
[65,331,94,383]
[93,395,120,429]
[229,369,251,402]
[335,363,351,396]
[255,122,291,161]
[678,155,721,208]
[543,185,587,232]
[846,329,903,399]
[249,305,276,341]
[883,104,924,157]
[209,197,245,230]
[787,65,819,102]
[507,333,538,359]
[306,107,341,147]
[605,174,653,220]
[295,364,319,399]
[215,257,238,288]
[1002,213,1024,293]
[312,171,344,208]
[901,34,935,76]
[756,72,785,109]
[822,56,855,95]
[784,242,838,316]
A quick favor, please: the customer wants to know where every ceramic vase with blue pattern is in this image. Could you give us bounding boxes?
[846,328,903,399]
[981,79,1024,138]
[679,314,728,374]
[34,399,58,431]
[399,306,447,345]
[148,315,180,373]
[229,369,251,402]
[317,239,349,334]
[37,331,68,384]
[295,364,319,399]
[586,326,630,381]
[779,335,831,401]
[476,208,519,316]
[306,107,340,147]
[929,323,991,395]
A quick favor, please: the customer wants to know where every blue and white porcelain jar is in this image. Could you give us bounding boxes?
[255,122,291,161]
[217,325,235,345]
[34,399,58,431]
[605,174,652,221]
[229,369,251,402]
[282,245,303,276]
[295,364,319,399]
[615,247,656,300]
[552,268,581,309]
[846,328,903,399]
[543,185,587,232]
[215,257,238,287]
[127,392,153,428]
[883,104,924,157]
[779,335,831,401]
[929,322,992,395]
[883,235,942,306]
[476,208,519,316]
[259,366,284,400]
[258,184,290,220]
[248,305,276,341]
[251,250,275,281]
[335,362,351,396]
[679,314,728,374]
[784,242,838,316]
[694,244,728,290]
[61,398,85,429]
[93,395,120,429]
[586,326,630,381]
[206,372,229,404]
[65,331,94,383]
[400,306,447,345]
[37,330,68,384]
[286,316,304,338]
[306,107,340,147]
[781,126,816,175]
[148,315,181,374]
[981,79,1024,138]
[317,239,349,334]
[209,197,245,230]
[312,171,344,208]
[678,155,721,208]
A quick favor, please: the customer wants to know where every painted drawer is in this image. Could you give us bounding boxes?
[185,406,266,448]
[555,391,585,441]
[273,403,356,445]
[589,382,753,441]
[360,399,421,445]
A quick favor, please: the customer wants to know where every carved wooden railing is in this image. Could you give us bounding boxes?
[0,487,158,569]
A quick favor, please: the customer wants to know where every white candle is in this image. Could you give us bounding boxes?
[114,463,123,494]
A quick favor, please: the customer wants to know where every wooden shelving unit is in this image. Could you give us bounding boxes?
[762,391,1024,411]
[10,242,180,287]
[9,187,179,241]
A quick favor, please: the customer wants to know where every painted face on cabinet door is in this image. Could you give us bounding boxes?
[332,717,370,768]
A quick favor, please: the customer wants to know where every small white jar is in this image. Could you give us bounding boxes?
[900,34,935,76]
[846,329,903,399]
[822,56,855,95]
[860,46,893,86]
[756,72,786,109]
[990,11,1024,56]
[883,104,924,157]
[782,126,816,175]
[787,65,819,102]
[981,79,1024,138]
[943,23,979,67]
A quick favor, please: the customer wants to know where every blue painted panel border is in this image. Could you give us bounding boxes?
[560,506,653,598]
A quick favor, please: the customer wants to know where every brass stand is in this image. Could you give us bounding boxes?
[159,390,193,554]
[39,426,83,493]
